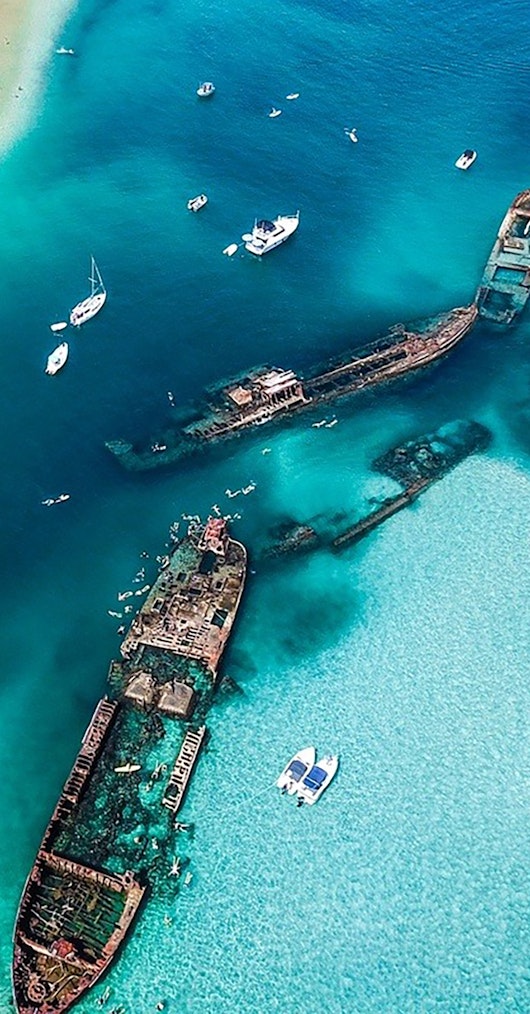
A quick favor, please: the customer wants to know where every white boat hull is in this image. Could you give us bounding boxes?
[45,342,68,375]
[70,290,106,326]
[276,746,316,795]
[297,754,339,805]
[244,213,300,256]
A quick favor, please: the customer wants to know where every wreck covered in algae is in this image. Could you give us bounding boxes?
[12,518,246,1014]
[106,304,478,472]
[477,189,530,324]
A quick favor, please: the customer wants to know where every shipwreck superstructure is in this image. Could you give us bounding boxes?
[13,518,246,1014]
[477,189,530,323]
[107,304,478,471]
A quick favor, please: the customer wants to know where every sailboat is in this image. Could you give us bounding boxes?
[70,256,107,326]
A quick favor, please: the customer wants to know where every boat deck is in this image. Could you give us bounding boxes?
[477,189,530,323]
[120,524,246,677]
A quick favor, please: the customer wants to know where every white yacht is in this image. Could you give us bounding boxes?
[70,256,106,326]
[296,754,339,806]
[187,193,208,212]
[45,342,68,375]
[276,747,316,795]
[243,211,300,256]
[455,149,477,170]
[197,81,215,97]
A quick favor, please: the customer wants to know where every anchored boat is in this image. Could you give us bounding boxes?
[243,211,299,256]
[70,257,106,327]
[45,342,68,375]
[297,754,339,806]
[276,747,316,795]
[455,149,477,170]
[196,81,215,97]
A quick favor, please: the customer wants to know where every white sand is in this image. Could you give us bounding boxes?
[0,0,78,155]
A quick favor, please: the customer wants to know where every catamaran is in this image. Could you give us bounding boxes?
[70,256,107,326]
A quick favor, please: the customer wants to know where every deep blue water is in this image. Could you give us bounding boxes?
[2,0,530,1010]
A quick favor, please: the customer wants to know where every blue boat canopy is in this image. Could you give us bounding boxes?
[288,759,306,780]
[303,765,327,791]
[257,220,275,232]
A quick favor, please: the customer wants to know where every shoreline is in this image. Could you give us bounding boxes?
[0,0,78,157]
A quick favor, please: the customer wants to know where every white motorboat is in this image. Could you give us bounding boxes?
[114,763,141,774]
[296,754,339,806]
[276,746,316,795]
[56,46,75,55]
[45,342,68,375]
[197,81,215,97]
[187,193,208,212]
[243,211,300,256]
[50,321,68,332]
[268,107,282,118]
[345,127,358,143]
[455,149,477,170]
[286,92,299,100]
[70,256,107,326]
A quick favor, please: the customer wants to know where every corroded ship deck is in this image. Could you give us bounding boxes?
[106,304,478,471]
[13,519,246,1014]
[476,189,530,323]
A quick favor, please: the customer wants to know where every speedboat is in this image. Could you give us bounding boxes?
[70,256,106,326]
[286,93,299,100]
[243,211,300,256]
[268,107,282,118]
[276,747,316,795]
[197,81,215,97]
[455,149,477,170]
[187,193,208,212]
[296,754,339,806]
[56,47,75,55]
[345,127,358,143]
[45,342,68,375]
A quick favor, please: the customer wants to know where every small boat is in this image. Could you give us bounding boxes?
[268,107,282,118]
[455,149,477,170]
[286,92,300,100]
[70,255,106,326]
[56,46,75,55]
[114,763,141,774]
[243,211,300,256]
[50,321,68,332]
[45,341,68,375]
[197,81,215,97]
[276,746,316,795]
[222,243,239,257]
[187,193,208,212]
[344,127,358,143]
[55,493,70,503]
[296,754,339,806]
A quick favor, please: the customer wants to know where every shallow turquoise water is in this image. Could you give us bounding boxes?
[2,0,530,1010]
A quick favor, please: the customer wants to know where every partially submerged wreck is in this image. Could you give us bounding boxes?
[476,189,530,323]
[106,305,478,472]
[12,518,246,1014]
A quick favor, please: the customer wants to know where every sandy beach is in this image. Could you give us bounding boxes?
[0,0,77,154]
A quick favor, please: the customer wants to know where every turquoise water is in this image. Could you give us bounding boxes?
[2,0,530,1010]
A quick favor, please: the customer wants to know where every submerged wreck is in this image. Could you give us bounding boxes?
[477,189,530,323]
[106,304,478,472]
[12,518,246,1014]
